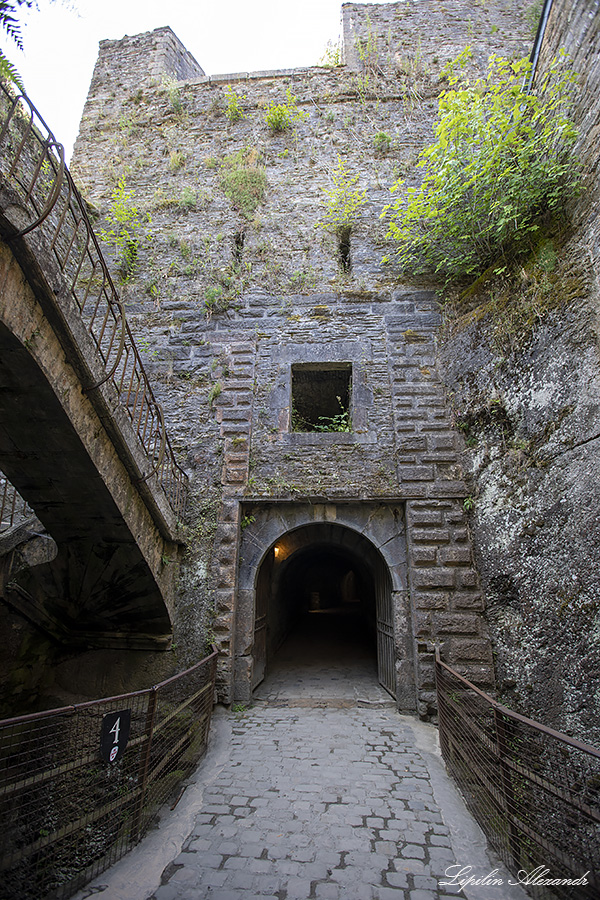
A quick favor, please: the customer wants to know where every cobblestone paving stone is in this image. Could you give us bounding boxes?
[148,706,467,900]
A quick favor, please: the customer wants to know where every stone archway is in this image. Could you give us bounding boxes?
[252,522,395,697]
[233,502,417,712]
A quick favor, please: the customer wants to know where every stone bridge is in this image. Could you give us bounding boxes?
[0,87,187,650]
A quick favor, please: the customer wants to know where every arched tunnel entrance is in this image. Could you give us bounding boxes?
[251,523,396,699]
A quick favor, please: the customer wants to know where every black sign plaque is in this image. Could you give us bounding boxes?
[100,710,131,763]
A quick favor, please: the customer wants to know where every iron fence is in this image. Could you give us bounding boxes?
[0,472,33,533]
[0,82,188,519]
[435,651,600,899]
[0,648,217,900]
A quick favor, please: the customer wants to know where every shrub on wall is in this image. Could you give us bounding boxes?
[224,86,245,123]
[100,177,151,281]
[382,49,580,281]
[219,147,266,220]
[263,88,307,133]
[318,156,366,233]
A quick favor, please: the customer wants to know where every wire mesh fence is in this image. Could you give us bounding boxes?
[435,652,600,899]
[0,82,188,519]
[0,648,217,900]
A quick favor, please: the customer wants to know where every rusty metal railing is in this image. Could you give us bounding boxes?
[0,647,217,900]
[0,83,188,519]
[0,470,33,533]
[435,651,600,899]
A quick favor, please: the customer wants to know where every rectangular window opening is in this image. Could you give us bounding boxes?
[291,363,352,433]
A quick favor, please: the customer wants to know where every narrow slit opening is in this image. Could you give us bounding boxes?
[338,226,351,272]
[233,230,245,265]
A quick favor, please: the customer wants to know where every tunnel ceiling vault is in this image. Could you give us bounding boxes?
[275,543,375,588]
[271,540,380,620]
[264,522,392,584]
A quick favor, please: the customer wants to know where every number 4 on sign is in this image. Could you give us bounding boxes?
[109,717,121,744]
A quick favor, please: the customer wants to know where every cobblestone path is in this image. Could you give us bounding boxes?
[149,705,470,900]
[76,624,527,900]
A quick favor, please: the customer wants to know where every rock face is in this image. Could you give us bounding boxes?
[436,0,600,745]
[59,0,599,739]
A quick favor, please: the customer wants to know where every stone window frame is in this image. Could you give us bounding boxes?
[275,342,377,445]
[290,361,353,434]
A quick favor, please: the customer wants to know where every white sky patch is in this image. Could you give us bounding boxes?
[0,0,393,160]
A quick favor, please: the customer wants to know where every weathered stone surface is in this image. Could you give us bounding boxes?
[12,0,569,721]
[435,0,600,745]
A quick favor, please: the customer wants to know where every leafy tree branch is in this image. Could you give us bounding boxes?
[381,49,580,282]
[0,0,34,88]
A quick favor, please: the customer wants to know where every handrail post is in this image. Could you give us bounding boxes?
[132,688,158,844]
[434,650,450,760]
[494,706,523,871]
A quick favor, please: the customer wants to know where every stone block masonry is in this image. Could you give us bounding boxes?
[208,335,256,701]
[90,27,204,95]
[70,1,534,713]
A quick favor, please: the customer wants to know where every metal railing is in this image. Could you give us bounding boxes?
[0,82,188,519]
[0,471,33,533]
[0,648,217,900]
[435,651,600,899]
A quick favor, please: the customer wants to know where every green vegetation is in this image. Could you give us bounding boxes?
[292,398,351,433]
[373,131,392,153]
[356,14,378,74]
[152,186,204,211]
[178,186,197,209]
[319,40,342,67]
[0,0,29,88]
[162,76,183,112]
[203,258,249,316]
[354,13,380,97]
[100,177,151,281]
[288,268,317,293]
[169,149,186,172]
[525,1,544,37]
[225,86,245,123]
[208,381,222,405]
[118,114,138,138]
[264,88,307,133]
[318,155,366,234]
[382,50,580,282]
[442,236,589,352]
[219,147,267,220]
[204,286,231,318]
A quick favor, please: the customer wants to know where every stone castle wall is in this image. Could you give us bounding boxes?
[68,1,583,720]
[540,0,600,287]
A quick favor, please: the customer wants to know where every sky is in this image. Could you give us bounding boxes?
[0,0,391,161]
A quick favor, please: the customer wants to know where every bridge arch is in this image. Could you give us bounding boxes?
[0,238,175,648]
